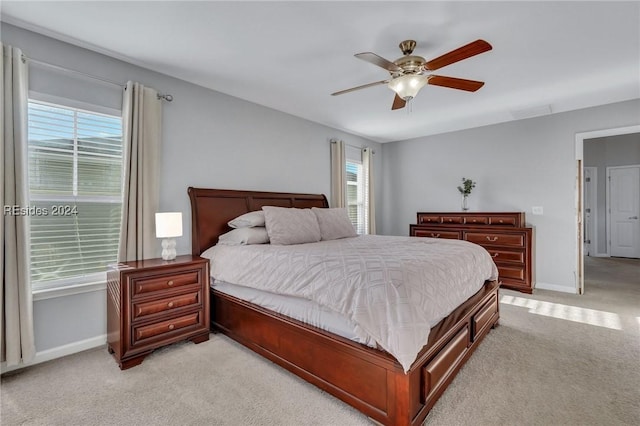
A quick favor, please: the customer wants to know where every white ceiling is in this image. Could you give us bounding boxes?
[2,1,639,142]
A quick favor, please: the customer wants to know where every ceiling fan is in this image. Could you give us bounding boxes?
[331,39,492,110]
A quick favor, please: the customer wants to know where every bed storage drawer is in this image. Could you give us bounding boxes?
[472,295,498,341]
[423,325,470,402]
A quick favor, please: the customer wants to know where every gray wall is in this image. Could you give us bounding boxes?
[380,100,640,292]
[2,23,382,353]
[584,133,640,254]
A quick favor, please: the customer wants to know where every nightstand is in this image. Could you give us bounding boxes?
[107,255,210,369]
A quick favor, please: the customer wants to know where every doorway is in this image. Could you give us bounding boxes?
[575,125,640,294]
[607,165,640,258]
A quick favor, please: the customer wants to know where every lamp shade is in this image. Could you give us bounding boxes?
[388,74,428,100]
[155,212,183,238]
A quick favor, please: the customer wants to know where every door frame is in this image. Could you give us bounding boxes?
[606,165,640,258]
[575,124,640,294]
[583,166,598,256]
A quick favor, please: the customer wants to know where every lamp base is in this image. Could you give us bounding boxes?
[161,238,177,260]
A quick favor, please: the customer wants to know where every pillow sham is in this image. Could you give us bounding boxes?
[262,206,321,245]
[312,207,358,241]
[228,210,265,228]
[217,227,270,246]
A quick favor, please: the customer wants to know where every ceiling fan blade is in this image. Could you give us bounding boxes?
[355,52,402,72]
[331,80,389,96]
[391,94,406,110]
[428,75,485,92]
[425,39,492,71]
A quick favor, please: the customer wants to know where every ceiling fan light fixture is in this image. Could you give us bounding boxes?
[387,74,427,101]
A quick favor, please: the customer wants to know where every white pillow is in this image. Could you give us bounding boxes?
[217,227,270,246]
[228,210,265,228]
[262,206,321,245]
[312,207,358,241]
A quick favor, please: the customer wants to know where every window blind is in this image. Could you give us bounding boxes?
[28,101,123,287]
[346,161,365,234]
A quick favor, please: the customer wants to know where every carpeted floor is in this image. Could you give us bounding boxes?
[2,257,639,425]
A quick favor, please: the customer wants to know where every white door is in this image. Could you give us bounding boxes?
[608,166,640,258]
[583,167,597,256]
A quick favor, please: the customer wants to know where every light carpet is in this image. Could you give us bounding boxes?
[2,257,639,425]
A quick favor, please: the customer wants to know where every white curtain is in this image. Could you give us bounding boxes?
[118,81,162,261]
[363,147,376,235]
[1,44,36,366]
[330,139,346,208]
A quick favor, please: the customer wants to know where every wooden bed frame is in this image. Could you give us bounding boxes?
[188,187,500,426]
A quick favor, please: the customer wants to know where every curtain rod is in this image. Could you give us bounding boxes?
[23,55,173,102]
[24,55,124,88]
[330,138,376,154]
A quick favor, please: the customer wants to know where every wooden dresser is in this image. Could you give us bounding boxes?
[410,212,534,293]
[107,255,210,369]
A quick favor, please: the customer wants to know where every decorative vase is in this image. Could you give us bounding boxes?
[461,194,469,211]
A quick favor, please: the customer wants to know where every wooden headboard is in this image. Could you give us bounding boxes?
[187,187,329,255]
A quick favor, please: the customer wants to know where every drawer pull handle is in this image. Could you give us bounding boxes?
[448,219,453,222]
[167,280,174,287]
[167,302,174,308]
[499,219,504,223]
[431,233,440,238]
[168,324,175,330]
[492,253,499,258]
[486,236,499,242]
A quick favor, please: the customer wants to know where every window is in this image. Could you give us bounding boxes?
[346,160,366,234]
[27,101,123,290]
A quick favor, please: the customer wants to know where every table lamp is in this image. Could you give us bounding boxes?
[155,212,183,260]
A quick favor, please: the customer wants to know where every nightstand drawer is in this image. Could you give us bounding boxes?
[132,291,201,320]
[133,311,201,344]
[133,270,200,296]
[464,232,524,247]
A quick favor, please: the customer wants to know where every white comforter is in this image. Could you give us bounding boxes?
[207,235,498,372]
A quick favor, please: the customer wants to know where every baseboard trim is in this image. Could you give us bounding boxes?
[589,253,610,258]
[1,334,106,374]
[535,282,578,294]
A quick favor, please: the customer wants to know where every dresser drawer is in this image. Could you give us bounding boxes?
[464,232,524,247]
[489,216,518,226]
[486,249,524,264]
[132,270,200,296]
[132,291,201,320]
[497,265,525,281]
[413,229,461,239]
[441,216,463,224]
[132,311,201,345]
[464,216,489,225]
[418,214,442,224]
